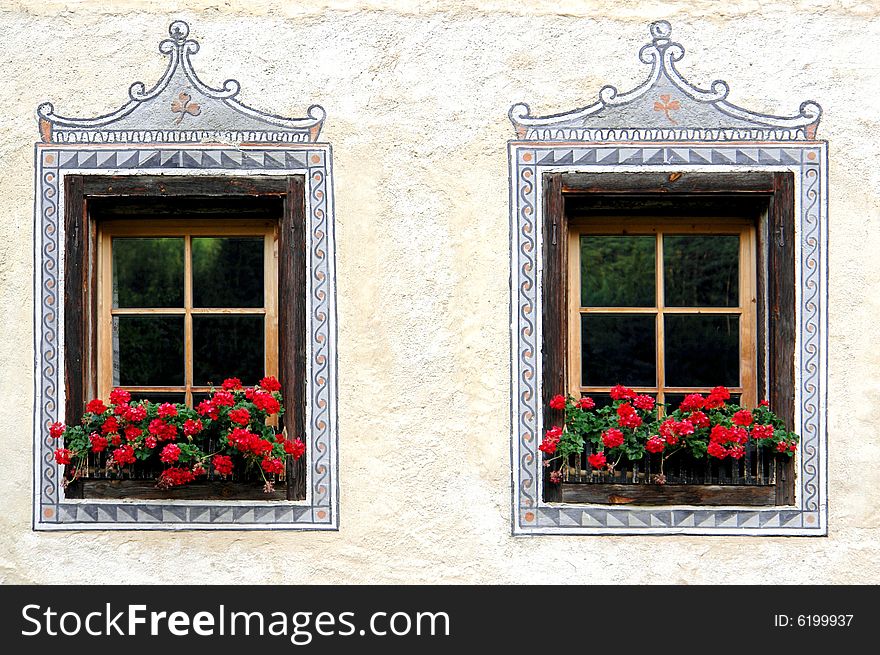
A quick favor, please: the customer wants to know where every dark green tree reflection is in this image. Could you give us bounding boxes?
[582,314,656,387]
[192,237,264,308]
[112,238,184,308]
[581,236,655,307]
[114,316,185,386]
[664,235,739,307]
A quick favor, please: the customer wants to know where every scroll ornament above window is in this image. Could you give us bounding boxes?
[37,20,325,144]
[509,20,822,142]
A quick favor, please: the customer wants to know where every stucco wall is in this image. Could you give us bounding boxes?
[1,0,878,582]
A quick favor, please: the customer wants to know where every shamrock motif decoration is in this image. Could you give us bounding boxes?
[171,91,201,124]
[653,94,681,124]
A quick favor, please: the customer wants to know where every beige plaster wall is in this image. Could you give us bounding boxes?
[0,0,878,583]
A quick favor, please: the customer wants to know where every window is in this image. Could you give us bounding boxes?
[62,176,307,501]
[541,172,796,507]
[568,220,757,410]
[97,220,278,407]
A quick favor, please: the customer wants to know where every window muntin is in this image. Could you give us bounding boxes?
[98,219,279,408]
[567,219,757,410]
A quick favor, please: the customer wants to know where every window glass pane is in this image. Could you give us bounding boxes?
[581,235,655,307]
[664,314,740,387]
[113,316,184,386]
[663,235,739,307]
[112,238,184,308]
[192,237,265,308]
[581,314,656,387]
[193,315,264,386]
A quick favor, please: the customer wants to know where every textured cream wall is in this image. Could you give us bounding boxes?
[1,0,878,583]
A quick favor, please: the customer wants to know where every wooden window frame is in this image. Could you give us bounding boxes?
[63,175,307,501]
[542,171,795,506]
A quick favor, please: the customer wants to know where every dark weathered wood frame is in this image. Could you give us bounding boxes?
[542,171,796,505]
[63,175,307,501]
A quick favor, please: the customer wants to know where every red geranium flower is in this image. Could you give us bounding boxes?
[633,395,655,411]
[109,388,131,406]
[212,390,235,407]
[646,435,665,453]
[49,422,65,439]
[54,448,72,465]
[751,424,774,440]
[689,410,710,429]
[124,425,142,441]
[145,435,158,449]
[156,467,196,489]
[228,408,251,425]
[253,391,280,415]
[602,428,624,449]
[261,457,285,475]
[576,397,595,410]
[679,393,705,412]
[284,438,306,460]
[89,432,108,453]
[259,376,281,392]
[732,410,753,427]
[183,419,203,436]
[222,377,243,390]
[123,404,147,423]
[160,443,181,464]
[587,452,607,469]
[609,385,635,401]
[758,399,770,407]
[157,403,178,418]
[213,454,234,476]
[111,445,136,466]
[101,416,120,435]
[196,400,219,420]
[549,394,566,410]
[148,418,176,442]
[86,399,108,415]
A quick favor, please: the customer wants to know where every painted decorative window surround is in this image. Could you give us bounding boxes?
[33,21,338,530]
[508,21,827,535]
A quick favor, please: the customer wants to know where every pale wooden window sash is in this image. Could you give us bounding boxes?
[97,219,279,407]
[566,218,758,410]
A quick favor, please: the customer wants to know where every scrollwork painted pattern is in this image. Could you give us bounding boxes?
[516,160,538,513]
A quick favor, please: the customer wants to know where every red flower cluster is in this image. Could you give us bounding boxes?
[89,432,108,453]
[633,395,655,411]
[283,438,306,459]
[228,408,251,425]
[183,419,203,436]
[222,377,243,390]
[122,404,147,423]
[576,397,595,410]
[148,418,177,442]
[549,394,566,410]
[539,426,563,455]
[602,428,624,449]
[54,448,72,465]
[196,400,219,419]
[259,376,282,392]
[156,467,197,489]
[732,410,753,426]
[228,428,273,456]
[680,393,706,412]
[49,422,65,439]
[751,423,775,440]
[587,452,607,469]
[101,416,120,435]
[609,385,635,401]
[646,435,665,453]
[252,391,281,415]
[86,399,107,415]
[261,457,284,475]
[160,443,181,464]
[707,424,748,459]
[616,403,642,429]
[111,445,137,466]
[157,403,178,418]
[109,388,131,405]
[213,454,234,476]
